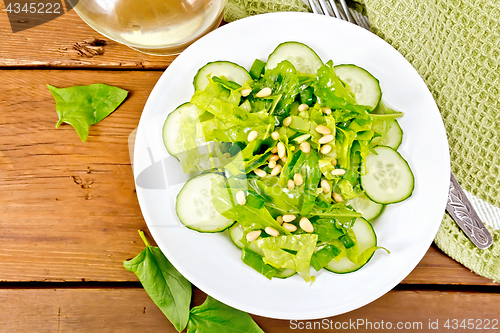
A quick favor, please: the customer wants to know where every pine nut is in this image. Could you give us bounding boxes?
[277,216,284,225]
[321,179,331,193]
[246,230,261,242]
[300,141,311,153]
[320,144,332,154]
[256,87,272,97]
[277,142,286,159]
[236,190,246,205]
[254,168,266,177]
[293,173,303,186]
[283,116,292,127]
[282,214,296,222]
[321,107,332,115]
[280,156,287,163]
[223,152,231,158]
[331,159,337,166]
[247,130,258,142]
[283,223,297,232]
[298,103,309,112]
[332,192,343,203]
[287,179,295,189]
[269,154,280,162]
[271,131,280,140]
[265,226,279,237]
[271,164,282,176]
[299,217,314,233]
[268,160,277,169]
[318,134,334,144]
[241,88,252,97]
[271,146,278,154]
[331,168,346,176]
[315,125,331,135]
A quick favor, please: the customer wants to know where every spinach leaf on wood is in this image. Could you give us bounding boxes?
[48,84,128,142]
[188,296,264,333]
[123,231,191,332]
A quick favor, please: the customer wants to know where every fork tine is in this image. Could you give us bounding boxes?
[338,0,355,23]
[318,0,333,17]
[327,0,342,19]
[307,0,319,14]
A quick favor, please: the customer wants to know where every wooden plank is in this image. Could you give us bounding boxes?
[0,3,175,69]
[0,69,161,282]
[0,69,496,286]
[1,287,500,332]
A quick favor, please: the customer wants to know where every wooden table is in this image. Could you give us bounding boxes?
[1,7,498,332]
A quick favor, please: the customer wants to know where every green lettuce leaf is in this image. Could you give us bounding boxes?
[191,90,265,128]
[48,83,128,142]
[255,234,318,282]
[123,231,191,332]
[188,296,264,333]
[299,151,321,216]
[247,178,301,214]
[337,179,359,201]
[335,127,356,170]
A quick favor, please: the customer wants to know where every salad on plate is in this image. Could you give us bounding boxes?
[162,41,414,283]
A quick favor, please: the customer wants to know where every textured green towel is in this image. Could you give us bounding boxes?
[224,0,500,283]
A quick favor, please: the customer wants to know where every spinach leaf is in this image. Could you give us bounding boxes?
[252,60,300,120]
[313,60,357,110]
[312,218,344,243]
[188,296,264,333]
[210,177,290,234]
[48,84,128,142]
[241,249,277,280]
[123,231,191,332]
[310,244,342,271]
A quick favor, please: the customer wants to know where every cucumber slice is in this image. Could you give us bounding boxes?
[334,64,381,111]
[361,146,414,204]
[325,218,377,273]
[176,173,235,232]
[194,61,251,91]
[266,41,323,75]
[274,268,296,279]
[372,120,403,149]
[162,103,204,157]
[228,223,263,255]
[347,194,384,221]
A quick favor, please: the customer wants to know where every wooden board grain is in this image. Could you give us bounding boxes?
[1,287,500,332]
[0,69,496,286]
[0,69,161,282]
[0,3,174,69]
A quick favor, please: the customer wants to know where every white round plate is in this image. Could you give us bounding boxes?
[133,12,450,320]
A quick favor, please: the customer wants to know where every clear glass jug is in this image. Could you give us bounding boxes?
[68,0,227,55]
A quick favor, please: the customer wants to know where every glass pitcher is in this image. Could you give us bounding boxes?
[68,0,227,55]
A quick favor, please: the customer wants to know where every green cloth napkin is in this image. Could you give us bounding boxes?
[224,0,500,283]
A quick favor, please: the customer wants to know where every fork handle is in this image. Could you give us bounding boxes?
[446,172,493,249]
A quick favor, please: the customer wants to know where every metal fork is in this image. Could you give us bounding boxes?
[308,0,493,249]
[307,0,370,30]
